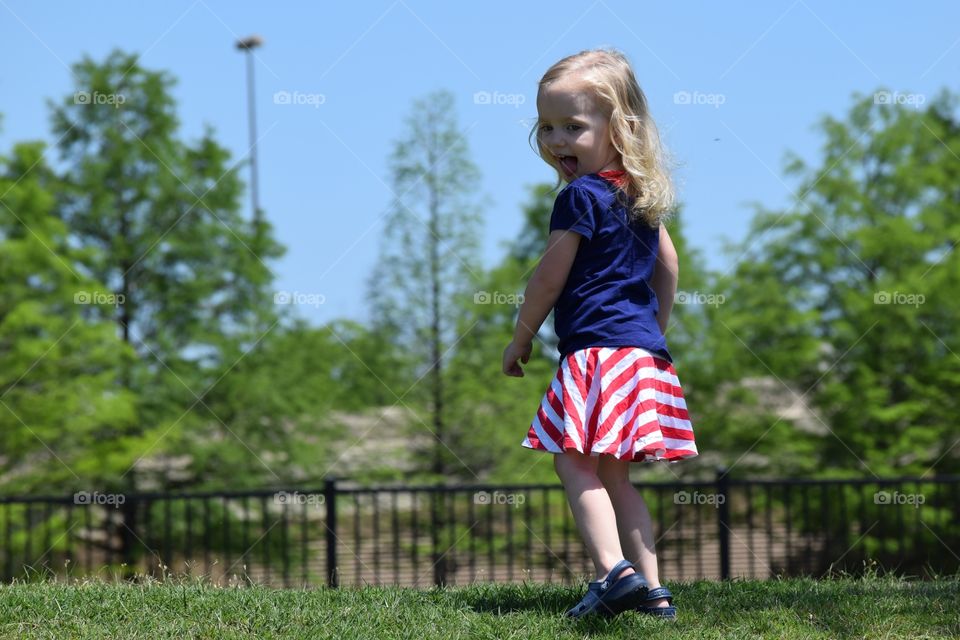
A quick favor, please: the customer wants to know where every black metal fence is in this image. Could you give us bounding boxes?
[2,470,958,587]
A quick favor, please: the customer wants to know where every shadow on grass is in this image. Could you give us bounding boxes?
[447,581,660,618]
[444,573,960,637]
[455,584,575,615]
[445,582,682,636]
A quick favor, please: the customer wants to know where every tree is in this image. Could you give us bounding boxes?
[441,183,557,483]
[47,49,286,488]
[0,140,137,494]
[367,89,485,480]
[192,318,412,489]
[706,88,960,477]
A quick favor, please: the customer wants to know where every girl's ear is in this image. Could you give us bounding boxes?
[609,124,621,149]
[605,108,620,146]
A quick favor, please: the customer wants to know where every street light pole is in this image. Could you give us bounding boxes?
[236,35,264,238]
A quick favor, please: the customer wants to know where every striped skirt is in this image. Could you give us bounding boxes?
[521,346,698,462]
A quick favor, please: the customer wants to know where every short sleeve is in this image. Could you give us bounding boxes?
[549,185,597,241]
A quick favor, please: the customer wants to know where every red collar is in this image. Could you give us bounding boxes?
[597,170,628,189]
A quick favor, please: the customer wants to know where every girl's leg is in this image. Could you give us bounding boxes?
[553,450,637,581]
[597,454,671,608]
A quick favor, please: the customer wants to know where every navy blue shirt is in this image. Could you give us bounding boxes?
[549,172,672,364]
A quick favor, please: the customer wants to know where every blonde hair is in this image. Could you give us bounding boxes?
[530,48,675,228]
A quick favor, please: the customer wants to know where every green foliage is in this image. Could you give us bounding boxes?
[367,89,486,479]
[443,183,562,483]
[49,49,283,381]
[43,49,305,491]
[189,319,414,488]
[0,141,138,494]
[703,89,960,477]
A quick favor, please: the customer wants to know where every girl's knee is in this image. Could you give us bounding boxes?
[597,454,630,488]
[553,450,598,481]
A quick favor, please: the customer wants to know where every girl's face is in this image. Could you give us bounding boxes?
[536,74,623,182]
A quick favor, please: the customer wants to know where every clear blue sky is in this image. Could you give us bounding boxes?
[2,1,956,327]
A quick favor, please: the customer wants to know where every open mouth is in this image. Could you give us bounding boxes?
[557,155,578,177]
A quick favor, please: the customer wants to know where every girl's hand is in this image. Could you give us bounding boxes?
[502,341,532,377]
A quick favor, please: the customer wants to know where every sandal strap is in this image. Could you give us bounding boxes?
[601,559,636,587]
[644,586,673,603]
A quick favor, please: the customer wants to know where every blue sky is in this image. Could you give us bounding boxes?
[1,1,956,327]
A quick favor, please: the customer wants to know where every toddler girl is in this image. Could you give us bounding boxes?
[502,48,698,620]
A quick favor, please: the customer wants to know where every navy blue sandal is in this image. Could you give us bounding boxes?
[565,559,649,618]
[636,586,677,620]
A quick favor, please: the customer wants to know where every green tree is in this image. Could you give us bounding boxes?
[0,140,137,494]
[443,183,558,483]
[191,318,412,488]
[367,89,485,480]
[705,88,960,477]
[319,318,413,412]
[47,49,286,489]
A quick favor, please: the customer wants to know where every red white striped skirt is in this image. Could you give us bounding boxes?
[521,346,698,462]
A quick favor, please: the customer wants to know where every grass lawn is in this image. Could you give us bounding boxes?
[0,571,957,639]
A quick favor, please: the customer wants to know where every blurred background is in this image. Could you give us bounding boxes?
[1,1,958,586]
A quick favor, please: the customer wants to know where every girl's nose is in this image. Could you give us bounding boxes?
[541,129,561,146]
[546,139,565,154]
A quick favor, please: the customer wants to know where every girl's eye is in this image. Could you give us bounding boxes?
[566,124,581,132]
[538,124,552,133]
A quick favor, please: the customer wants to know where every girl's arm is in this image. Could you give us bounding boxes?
[650,223,678,336]
[511,230,582,346]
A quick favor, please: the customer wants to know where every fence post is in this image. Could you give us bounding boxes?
[716,466,731,580]
[324,477,338,588]
[120,495,138,580]
[431,489,447,587]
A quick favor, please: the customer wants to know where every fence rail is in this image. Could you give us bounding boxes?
[2,470,958,587]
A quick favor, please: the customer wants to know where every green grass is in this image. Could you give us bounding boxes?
[1,571,958,639]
